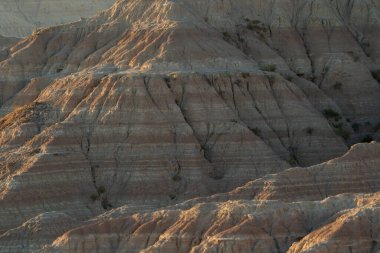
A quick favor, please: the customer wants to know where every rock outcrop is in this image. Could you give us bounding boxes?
[0,0,380,252]
[0,142,377,253]
[42,192,380,253]
[181,142,380,204]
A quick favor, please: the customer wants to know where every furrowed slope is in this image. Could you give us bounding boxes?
[0,0,379,252]
[39,143,380,253]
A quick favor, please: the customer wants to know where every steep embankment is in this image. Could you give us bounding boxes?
[42,193,380,253]
[0,0,379,252]
[29,143,380,253]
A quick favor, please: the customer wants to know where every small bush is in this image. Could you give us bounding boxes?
[305,127,314,135]
[222,31,232,41]
[90,194,98,202]
[308,75,317,82]
[261,64,277,72]
[234,79,242,85]
[100,197,113,210]
[333,82,343,90]
[347,51,359,62]
[323,108,341,121]
[97,186,106,195]
[332,122,343,129]
[370,70,380,82]
[285,75,294,82]
[244,19,269,38]
[374,122,380,131]
[163,76,171,83]
[249,127,261,136]
[351,123,360,132]
[334,128,350,141]
[288,157,298,166]
[241,72,250,79]
[361,135,373,143]
[172,174,182,182]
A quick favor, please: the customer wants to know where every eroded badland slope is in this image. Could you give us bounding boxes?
[0,0,380,252]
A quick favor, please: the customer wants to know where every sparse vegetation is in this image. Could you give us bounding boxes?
[261,64,277,72]
[323,108,342,121]
[222,31,232,41]
[361,135,373,143]
[347,51,360,62]
[285,75,294,82]
[375,122,380,132]
[172,174,181,182]
[332,122,343,129]
[288,147,299,166]
[244,18,269,38]
[351,123,360,132]
[234,79,242,85]
[327,0,372,56]
[288,157,298,166]
[101,198,113,210]
[90,185,107,202]
[163,76,171,83]
[307,75,317,82]
[305,127,314,135]
[333,82,343,90]
[322,108,352,141]
[371,70,380,82]
[90,194,98,202]
[97,186,106,195]
[241,72,250,79]
[249,127,262,137]
[296,72,305,77]
[334,128,351,141]
[209,171,225,180]
[321,19,335,52]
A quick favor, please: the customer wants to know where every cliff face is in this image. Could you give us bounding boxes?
[0,0,380,252]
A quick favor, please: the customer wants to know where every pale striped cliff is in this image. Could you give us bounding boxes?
[0,0,380,252]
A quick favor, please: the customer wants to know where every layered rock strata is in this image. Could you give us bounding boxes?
[0,0,380,252]
[42,192,380,253]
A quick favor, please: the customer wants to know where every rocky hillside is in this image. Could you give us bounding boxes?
[0,0,115,37]
[0,0,379,252]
